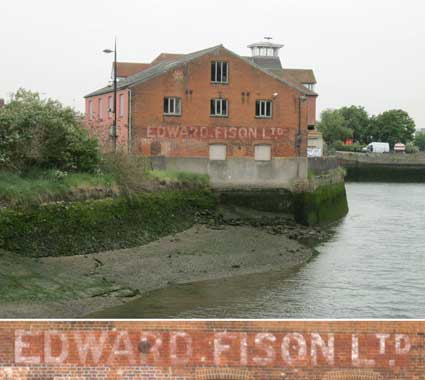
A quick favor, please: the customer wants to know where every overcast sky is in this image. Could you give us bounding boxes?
[1,0,424,128]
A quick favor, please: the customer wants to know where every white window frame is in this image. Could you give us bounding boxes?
[211,61,229,83]
[119,94,124,117]
[210,98,228,117]
[209,144,227,161]
[303,83,315,91]
[256,99,272,118]
[163,97,182,116]
[254,144,272,161]
[98,98,103,119]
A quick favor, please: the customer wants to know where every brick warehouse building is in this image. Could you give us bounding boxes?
[1,320,424,379]
[84,42,318,187]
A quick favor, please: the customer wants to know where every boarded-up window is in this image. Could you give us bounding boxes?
[209,144,227,161]
[255,144,271,161]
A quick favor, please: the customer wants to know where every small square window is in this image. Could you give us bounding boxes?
[255,145,272,161]
[255,100,272,118]
[209,144,227,160]
[164,97,182,115]
[210,98,228,117]
[211,61,229,83]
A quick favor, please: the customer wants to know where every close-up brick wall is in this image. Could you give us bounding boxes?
[0,321,423,379]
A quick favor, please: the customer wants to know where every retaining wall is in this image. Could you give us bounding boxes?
[150,157,308,189]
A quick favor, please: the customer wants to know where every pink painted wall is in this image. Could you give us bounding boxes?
[84,89,129,150]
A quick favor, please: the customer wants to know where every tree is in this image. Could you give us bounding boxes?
[368,109,416,148]
[0,89,99,171]
[414,132,425,151]
[339,106,370,144]
[317,109,353,145]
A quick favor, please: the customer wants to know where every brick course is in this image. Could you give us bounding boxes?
[1,321,423,379]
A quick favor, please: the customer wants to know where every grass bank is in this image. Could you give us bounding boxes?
[0,169,210,207]
[0,170,115,207]
[0,188,217,257]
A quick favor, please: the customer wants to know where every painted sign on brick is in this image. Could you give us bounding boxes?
[14,330,411,368]
[144,126,289,140]
[0,322,422,380]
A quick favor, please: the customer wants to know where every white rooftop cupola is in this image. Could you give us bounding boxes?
[247,37,283,57]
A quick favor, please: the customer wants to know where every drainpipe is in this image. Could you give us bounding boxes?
[128,89,132,153]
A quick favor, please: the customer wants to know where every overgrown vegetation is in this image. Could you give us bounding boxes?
[414,132,425,151]
[317,106,416,149]
[332,141,364,152]
[147,170,209,187]
[0,189,217,257]
[0,170,115,207]
[293,182,349,225]
[0,89,99,172]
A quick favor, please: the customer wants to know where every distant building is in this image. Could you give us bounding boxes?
[0,99,5,108]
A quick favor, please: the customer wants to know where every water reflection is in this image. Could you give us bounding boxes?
[90,183,425,319]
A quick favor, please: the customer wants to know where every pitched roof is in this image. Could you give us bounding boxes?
[150,53,185,66]
[115,62,151,78]
[246,56,283,70]
[280,68,316,84]
[85,45,316,98]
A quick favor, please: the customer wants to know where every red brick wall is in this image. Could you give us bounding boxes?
[131,47,309,159]
[0,321,423,379]
[306,95,316,127]
[85,89,129,151]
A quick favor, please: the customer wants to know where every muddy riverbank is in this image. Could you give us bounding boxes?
[0,207,331,318]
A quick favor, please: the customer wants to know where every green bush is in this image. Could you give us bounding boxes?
[415,132,425,151]
[333,141,364,152]
[405,142,419,154]
[0,189,217,257]
[0,89,100,172]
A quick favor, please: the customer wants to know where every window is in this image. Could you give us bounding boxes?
[108,96,113,118]
[255,100,272,118]
[98,98,103,119]
[303,83,315,91]
[210,98,228,117]
[209,144,227,160]
[119,94,124,117]
[255,145,272,161]
[211,61,228,83]
[163,97,182,115]
[88,100,93,119]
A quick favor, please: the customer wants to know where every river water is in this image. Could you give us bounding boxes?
[94,182,425,319]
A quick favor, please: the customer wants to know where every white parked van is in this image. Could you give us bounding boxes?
[362,142,390,153]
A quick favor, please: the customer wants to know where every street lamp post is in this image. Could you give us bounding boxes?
[296,95,307,155]
[296,95,307,178]
[103,38,117,152]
